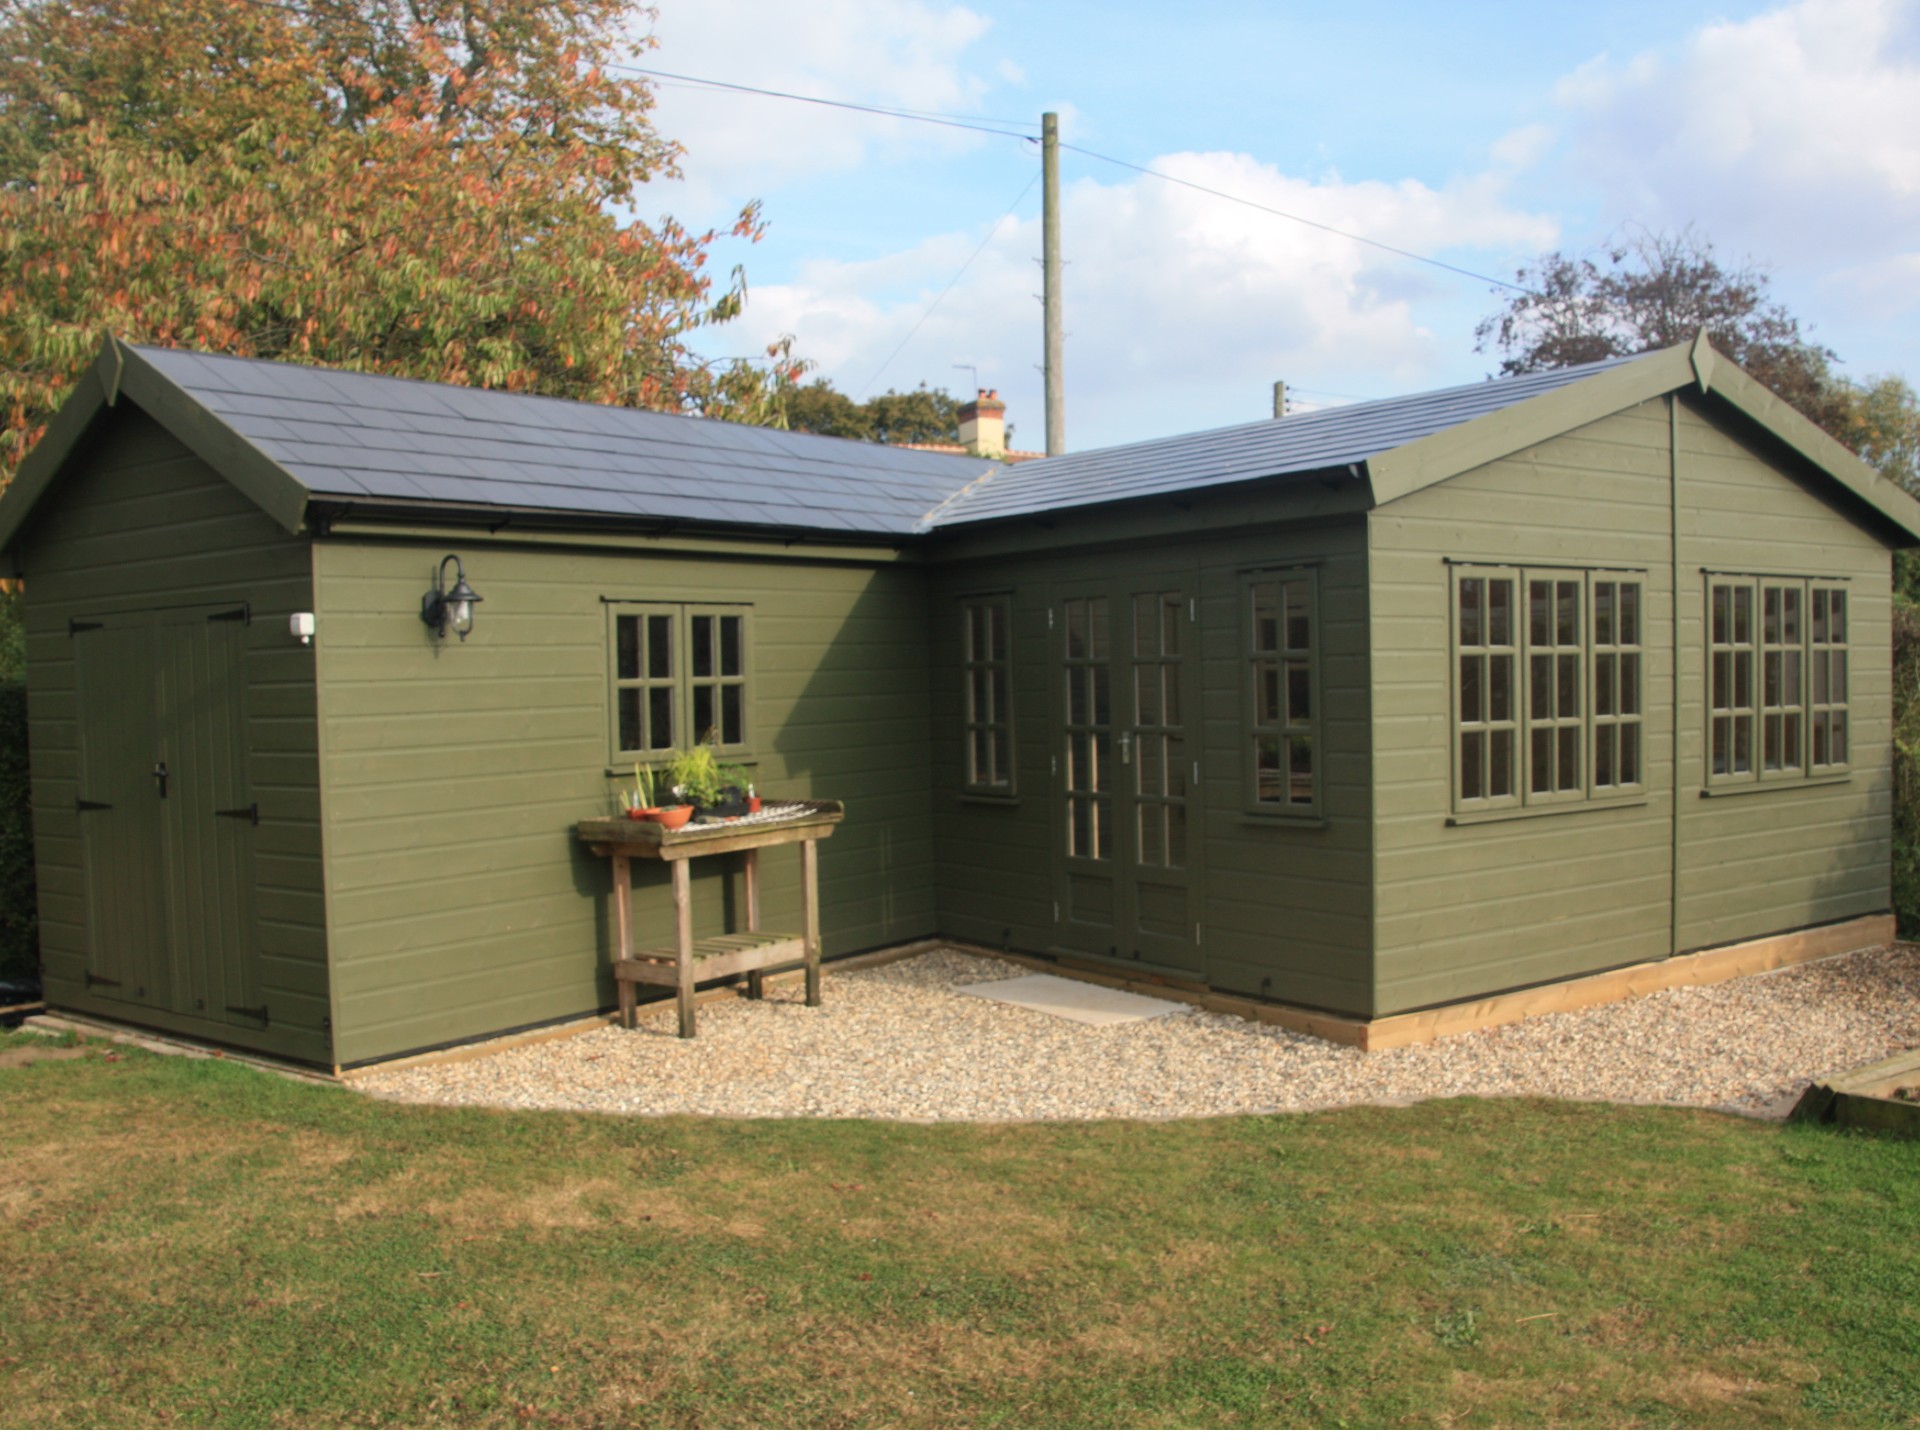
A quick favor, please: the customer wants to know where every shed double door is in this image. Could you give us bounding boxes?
[72,604,263,1029]
[1050,573,1205,976]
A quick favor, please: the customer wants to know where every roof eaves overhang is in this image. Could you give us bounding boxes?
[0,337,312,560]
[0,338,126,558]
[1690,339,1920,547]
[306,494,923,561]
[1364,343,1696,508]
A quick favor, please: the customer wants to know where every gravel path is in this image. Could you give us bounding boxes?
[348,944,1920,1122]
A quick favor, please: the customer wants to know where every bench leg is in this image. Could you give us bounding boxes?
[619,977,636,1029]
[673,857,696,1039]
[746,970,764,1000]
[801,838,821,1008]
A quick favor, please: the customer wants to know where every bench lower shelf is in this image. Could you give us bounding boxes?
[612,931,819,1034]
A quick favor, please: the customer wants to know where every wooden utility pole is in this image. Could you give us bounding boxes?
[1042,111,1064,456]
[1272,381,1287,419]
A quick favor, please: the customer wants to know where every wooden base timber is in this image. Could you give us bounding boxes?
[962,913,1899,1052]
[1790,1047,1920,1136]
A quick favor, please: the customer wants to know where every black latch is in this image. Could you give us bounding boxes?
[214,803,260,826]
[69,619,103,637]
[76,797,112,813]
[208,604,251,624]
[225,1003,268,1026]
[85,971,121,988]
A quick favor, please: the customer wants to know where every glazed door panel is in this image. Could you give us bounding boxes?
[1051,575,1204,975]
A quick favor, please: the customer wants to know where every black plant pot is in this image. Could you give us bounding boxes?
[692,785,753,821]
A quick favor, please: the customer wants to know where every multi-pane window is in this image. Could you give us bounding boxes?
[1709,577,1848,784]
[608,604,749,760]
[1247,572,1318,813]
[962,596,1013,792]
[1454,567,1645,813]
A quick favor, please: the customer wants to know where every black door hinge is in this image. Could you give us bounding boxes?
[208,604,251,624]
[225,1003,269,1026]
[85,971,121,988]
[214,803,260,826]
[76,797,112,813]
[69,619,103,637]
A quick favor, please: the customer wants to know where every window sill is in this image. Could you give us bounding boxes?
[1700,772,1850,799]
[605,757,760,778]
[957,791,1021,807]
[1448,793,1649,826]
[1238,810,1328,830]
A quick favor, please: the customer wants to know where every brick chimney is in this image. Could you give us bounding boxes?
[957,388,1007,458]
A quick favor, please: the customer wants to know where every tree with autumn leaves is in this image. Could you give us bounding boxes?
[0,0,802,487]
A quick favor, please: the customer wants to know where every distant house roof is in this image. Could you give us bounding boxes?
[4,334,1918,553]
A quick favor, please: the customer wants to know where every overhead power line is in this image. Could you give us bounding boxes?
[854,169,1043,400]
[618,66,1034,141]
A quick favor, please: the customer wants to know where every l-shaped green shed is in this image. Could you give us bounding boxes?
[2,334,1914,1069]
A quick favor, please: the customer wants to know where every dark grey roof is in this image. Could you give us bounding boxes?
[131,346,995,537]
[918,356,1633,530]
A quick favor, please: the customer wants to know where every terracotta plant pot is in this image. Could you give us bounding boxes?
[747,795,763,814]
[626,807,661,821]
[655,804,695,830]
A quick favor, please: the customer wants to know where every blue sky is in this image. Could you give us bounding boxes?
[639,0,1920,450]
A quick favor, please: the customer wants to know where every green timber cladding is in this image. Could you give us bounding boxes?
[2,334,1914,1069]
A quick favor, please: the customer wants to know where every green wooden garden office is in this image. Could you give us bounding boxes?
[3,334,1915,1069]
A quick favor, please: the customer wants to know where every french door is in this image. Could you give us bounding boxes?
[1051,573,1204,975]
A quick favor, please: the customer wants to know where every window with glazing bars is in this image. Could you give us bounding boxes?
[1710,576,1848,784]
[962,596,1013,792]
[609,605,749,759]
[1454,567,1645,813]
[1247,572,1318,813]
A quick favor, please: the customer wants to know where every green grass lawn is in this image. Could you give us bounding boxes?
[2,1028,1916,1428]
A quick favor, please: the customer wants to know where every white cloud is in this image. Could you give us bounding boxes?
[725,152,1557,446]
[640,0,1002,216]
[1553,0,1920,297]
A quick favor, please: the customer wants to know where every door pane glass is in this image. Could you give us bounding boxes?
[1068,671,1088,727]
[1531,729,1551,794]
[1134,595,1157,658]
[1529,580,1549,646]
[1619,723,1639,785]
[1557,727,1577,791]
[1287,662,1311,724]
[1620,654,1639,716]
[1139,805,1165,868]
[1092,666,1111,726]
[1831,712,1848,764]
[1489,655,1511,723]
[1487,579,1511,647]
[1594,582,1613,646]
[1138,733,1163,797]
[692,685,714,742]
[1166,735,1187,798]
[1257,661,1280,725]
[1089,598,1109,660]
[1461,655,1483,724]
[1733,586,1752,645]
[1619,584,1639,645]
[1135,667,1159,726]
[720,616,743,676]
[1558,654,1577,716]
[1557,581,1578,644]
[1595,722,1614,787]
[1289,736,1313,803]
[1093,798,1111,859]
[1066,600,1087,659]
[1162,596,1181,657]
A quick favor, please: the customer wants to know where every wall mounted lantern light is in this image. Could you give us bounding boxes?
[420,554,482,641]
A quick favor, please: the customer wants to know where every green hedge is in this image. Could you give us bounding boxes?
[0,681,37,985]
[1894,601,1920,938]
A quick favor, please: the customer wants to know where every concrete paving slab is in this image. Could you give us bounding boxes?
[956,973,1190,1026]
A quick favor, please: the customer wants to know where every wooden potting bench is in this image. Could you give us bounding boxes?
[577,801,844,1039]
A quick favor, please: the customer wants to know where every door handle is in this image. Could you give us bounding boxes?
[153,760,168,799]
[1118,732,1131,765]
